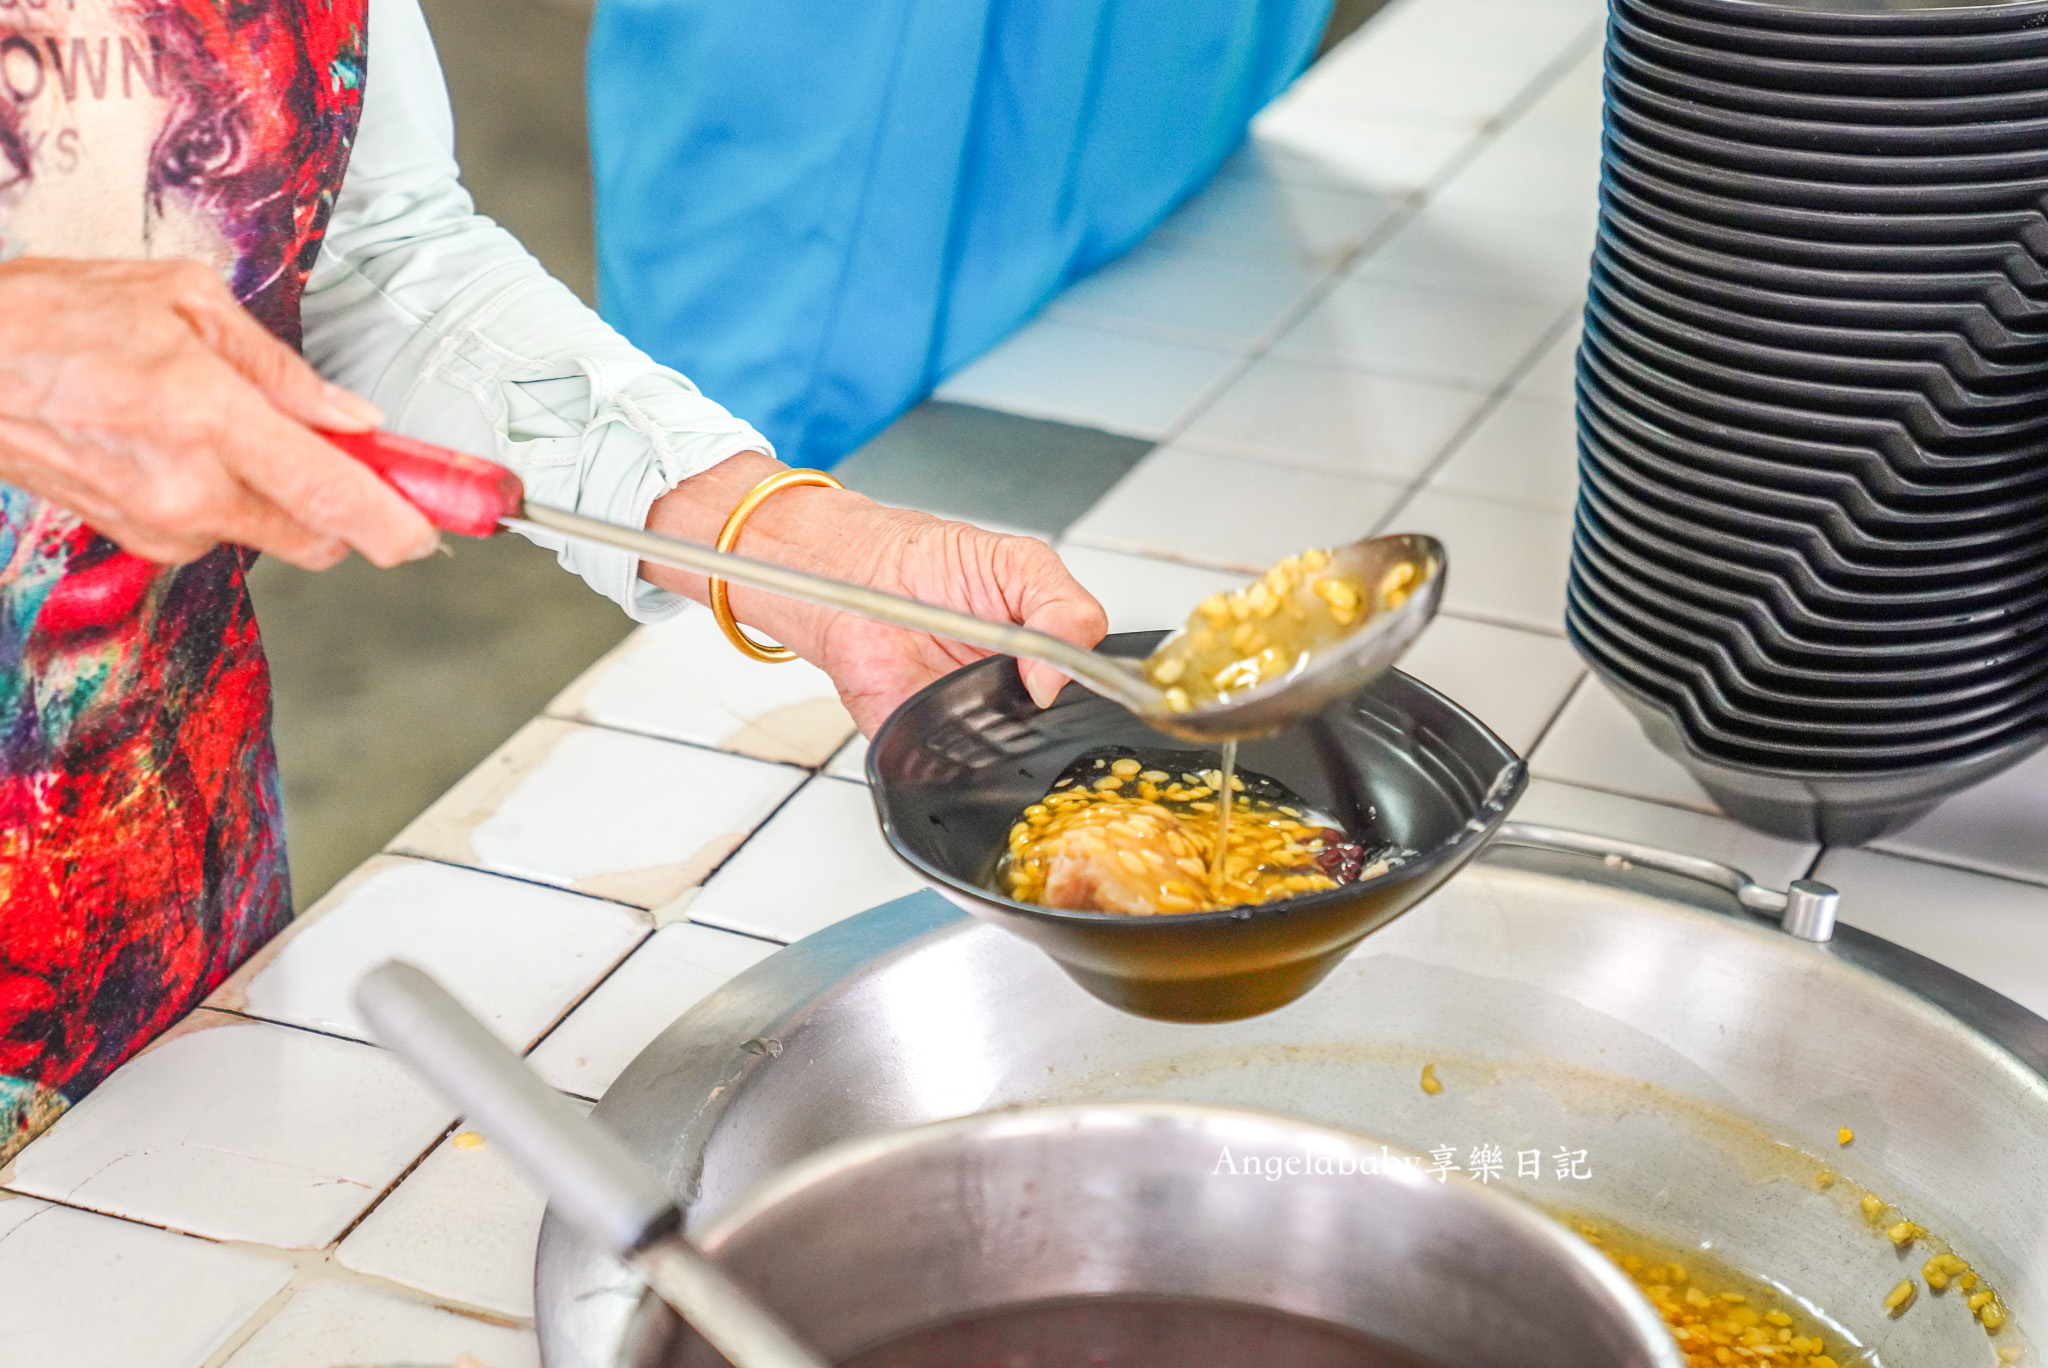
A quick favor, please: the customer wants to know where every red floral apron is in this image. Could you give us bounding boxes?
[0,0,367,1160]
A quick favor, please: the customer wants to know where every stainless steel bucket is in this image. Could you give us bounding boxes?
[620,1102,1681,1368]
[538,833,2048,1368]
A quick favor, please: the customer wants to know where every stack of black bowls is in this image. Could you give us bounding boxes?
[1567,0,2048,843]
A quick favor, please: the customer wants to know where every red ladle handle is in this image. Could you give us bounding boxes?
[322,429,526,539]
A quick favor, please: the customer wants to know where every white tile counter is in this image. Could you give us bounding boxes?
[10,0,2048,1361]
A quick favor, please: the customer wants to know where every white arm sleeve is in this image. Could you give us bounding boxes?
[299,0,771,621]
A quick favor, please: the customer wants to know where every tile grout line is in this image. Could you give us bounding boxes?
[1512,670,1589,766]
[515,885,796,1069]
[537,707,835,777]
[1368,304,1580,535]
[1053,16,1597,557]
[1817,843,2048,898]
[4,1172,536,1366]
[197,1228,537,1368]
[372,850,673,917]
[1144,200,1430,448]
[1519,772,1724,822]
[322,1120,466,1256]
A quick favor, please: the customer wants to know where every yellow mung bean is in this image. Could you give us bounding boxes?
[1143,545,1420,713]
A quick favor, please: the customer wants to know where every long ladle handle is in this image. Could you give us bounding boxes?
[322,428,1156,714]
[352,962,831,1368]
[511,504,1159,713]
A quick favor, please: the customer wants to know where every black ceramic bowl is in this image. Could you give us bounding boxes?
[1578,635,2048,843]
[1586,276,2048,432]
[1601,137,2048,240]
[1601,178,2048,281]
[1574,497,2048,657]
[1578,410,2048,558]
[1567,599,2048,769]
[866,632,1524,1024]
[1570,552,2048,726]
[1580,352,2048,503]
[1582,310,2048,477]
[1578,375,2048,529]
[1596,227,2048,374]
[1609,40,2048,130]
[1574,436,2048,596]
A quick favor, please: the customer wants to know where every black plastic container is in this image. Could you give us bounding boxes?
[867,633,1524,1023]
[1571,0,2048,841]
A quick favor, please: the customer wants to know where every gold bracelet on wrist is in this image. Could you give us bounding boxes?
[709,468,844,663]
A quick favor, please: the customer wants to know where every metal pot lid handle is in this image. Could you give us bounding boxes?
[1493,822,1839,943]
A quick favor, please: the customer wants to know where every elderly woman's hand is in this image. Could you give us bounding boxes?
[0,257,436,570]
[645,453,1108,735]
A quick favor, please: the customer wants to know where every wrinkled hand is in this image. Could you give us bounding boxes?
[0,257,436,569]
[644,456,1108,736]
[812,506,1109,734]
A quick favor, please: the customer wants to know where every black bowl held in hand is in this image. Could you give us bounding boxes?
[865,632,1524,1024]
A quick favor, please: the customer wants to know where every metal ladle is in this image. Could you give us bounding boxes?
[518,509,1444,740]
[353,962,832,1368]
[331,430,1445,741]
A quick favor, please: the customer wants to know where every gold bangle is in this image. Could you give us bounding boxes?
[709,468,845,662]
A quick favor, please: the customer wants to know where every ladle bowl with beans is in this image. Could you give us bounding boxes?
[867,631,1525,1023]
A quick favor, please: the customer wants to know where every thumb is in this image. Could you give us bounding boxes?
[171,276,384,432]
[1018,594,1110,710]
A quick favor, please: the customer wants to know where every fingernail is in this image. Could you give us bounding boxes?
[320,383,384,429]
[405,532,442,562]
[1024,669,1064,710]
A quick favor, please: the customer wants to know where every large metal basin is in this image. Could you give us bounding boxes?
[632,1103,1681,1368]
[537,840,2048,1367]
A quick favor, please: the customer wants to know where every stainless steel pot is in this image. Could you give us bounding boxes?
[538,831,2048,1368]
[622,1102,1683,1368]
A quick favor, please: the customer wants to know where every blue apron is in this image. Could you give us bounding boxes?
[587,0,1331,467]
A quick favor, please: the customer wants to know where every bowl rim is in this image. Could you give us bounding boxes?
[865,638,1526,933]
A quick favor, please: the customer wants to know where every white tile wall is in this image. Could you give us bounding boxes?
[1869,744,2048,889]
[391,719,806,908]
[1816,849,2048,1021]
[1045,236,1327,351]
[1066,444,1408,573]
[213,856,647,1047]
[685,777,925,944]
[1427,391,1579,515]
[825,733,871,783]
[550,606,855,766]
[1348,203,1594,307]
[1176,354,1489,481]
[1398,615,1583,755]
[1287,0,1602,130]
[221,1280,539,1368]
[935,317,1242,439]
[1428,121,1603,230]
[5,1015,451,1249]
[1513,318,1581,405]
[1244,103,1479,197]
[0,1196,291,1368]
[1150,164,1406,269]
[1426,51,1606,227]
[336,1113,584,1319]
[1529,677,1721,812]
[1392,487,1576,633]
[1269,277,1571,389]
[528,923,780,1098]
